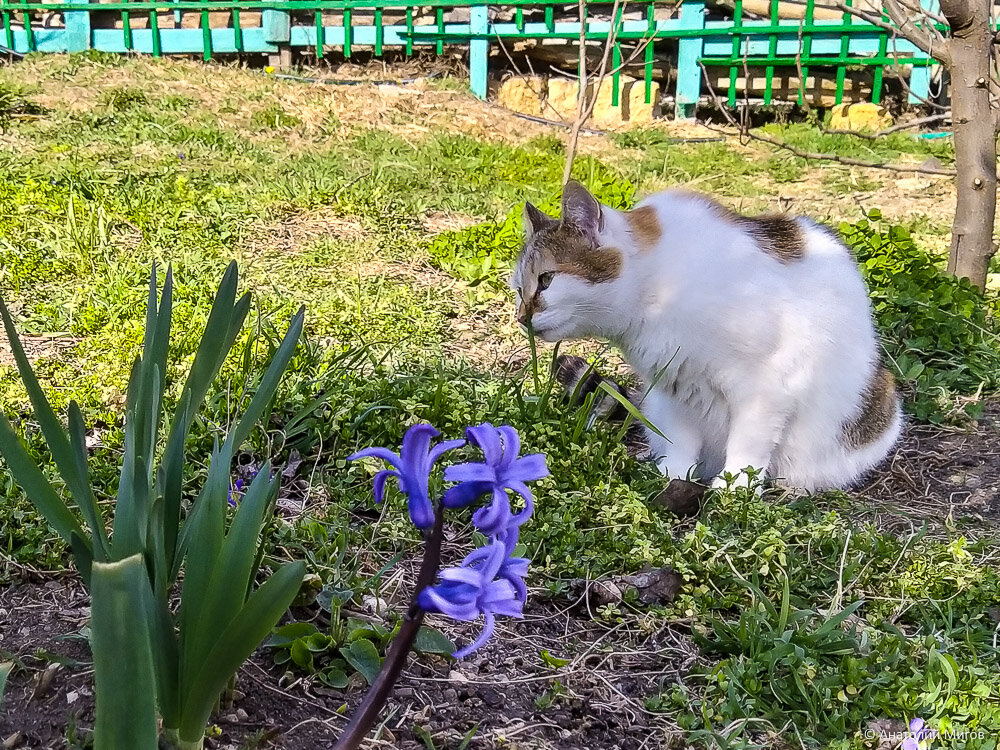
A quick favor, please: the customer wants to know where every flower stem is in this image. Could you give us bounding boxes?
[331,506,446,750]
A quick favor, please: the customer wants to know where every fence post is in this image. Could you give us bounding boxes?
[263,7,292,68]
[907,65,931,105]
[675,0,705,119]
[469,4,489,99]
[64,0,92,52]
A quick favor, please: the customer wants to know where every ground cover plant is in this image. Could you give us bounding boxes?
[0,54,998,749]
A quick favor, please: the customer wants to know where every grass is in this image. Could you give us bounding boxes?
[1,54,998,749]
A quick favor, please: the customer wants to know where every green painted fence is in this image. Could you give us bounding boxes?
[0,0,942,117]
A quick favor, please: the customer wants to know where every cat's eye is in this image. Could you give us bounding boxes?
[537,272,554,291]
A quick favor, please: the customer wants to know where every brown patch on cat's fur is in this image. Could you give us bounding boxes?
[729,214,806,263]
[843,366,898,448]
[626,205,662,251]
[533,225,623,284]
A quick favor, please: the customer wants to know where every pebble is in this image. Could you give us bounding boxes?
[442,688,458,702]
[447,669,468,682]
[236,708,248,721]
[396,687,416,698]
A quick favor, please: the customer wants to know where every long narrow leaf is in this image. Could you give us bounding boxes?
[161,262,241,568]
[224,307,305,453]
[0,295,100,540]
[178,560,305,741]
[195,469,278,648]
[90,555,159,750]
[0,662,11,710]
[67,402,110,560]
[0,413,88,547]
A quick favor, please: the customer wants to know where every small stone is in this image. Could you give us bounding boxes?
[223,713,239,723]
[236,708,248,721]
[480,688,505,708]
[362,595,389,616]
[396,687,415,698]
[442,688,458,703]
[447,670,468,683]
[66,691,79,704]
[652,479,706,517]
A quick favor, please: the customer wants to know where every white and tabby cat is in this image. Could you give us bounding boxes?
[512,181,902,490]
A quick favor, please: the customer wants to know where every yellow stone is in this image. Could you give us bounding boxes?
[829,102,893,132]
[496,76,545,117]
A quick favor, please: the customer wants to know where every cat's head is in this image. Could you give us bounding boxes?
[511,181,624,342]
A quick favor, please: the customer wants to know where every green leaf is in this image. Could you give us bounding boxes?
[0,662,12,710]
[539,649,570,668]
[596,381,669,441]
[319,668,349,689]
[178,560,305,742]
[67,402,110,560]
[0,413,88,548]
[265,622,320,648]
[0,294,102,544]
[414,627,456,657]
[341,638,382,685]
[290,639,314,671]
[90,555,159,750]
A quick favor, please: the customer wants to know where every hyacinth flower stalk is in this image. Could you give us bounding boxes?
[334,422,547,750]
[0,263,306,749]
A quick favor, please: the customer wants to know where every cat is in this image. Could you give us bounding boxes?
[511,180,902,491]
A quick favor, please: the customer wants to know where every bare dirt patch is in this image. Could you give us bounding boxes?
[0,334,79,368]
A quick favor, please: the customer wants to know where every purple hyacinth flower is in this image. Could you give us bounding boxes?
[228,477,246,508]
[348,424,464,529]
[418,538,528,658]
[442,423,548,536]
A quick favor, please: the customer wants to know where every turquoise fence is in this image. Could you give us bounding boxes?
[0,0,940,117]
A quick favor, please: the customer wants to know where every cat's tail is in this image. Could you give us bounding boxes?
[553,355,633,420]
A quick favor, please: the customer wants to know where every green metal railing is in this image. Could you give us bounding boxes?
[0,0,943,117]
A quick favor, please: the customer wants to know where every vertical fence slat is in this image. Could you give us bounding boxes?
[611,2,622,107]
[65,0,91,52]
[344,7,351,57]
[469,3,488,99]
[233,7,242,53]
[907,63,931,104]
[871,8,888,103]
[435,6,443,55]
[835,0,852,104]
[2,7,13,51]
[121,7,132,51]
[149,5,161,57]
[405,6,413,56]
[374,7,383,55]
[20,0,35,52]
[763,0,779,106]
[644,1,654,104]
[797,0,814,106]
[201,2,211,61]
[544,4,553,32]
[315,10,323,58]
[727,0,743,106]
[262,7,290,60]
[675,0,705,119]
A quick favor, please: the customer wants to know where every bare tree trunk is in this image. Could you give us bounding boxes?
[939,0,998,290]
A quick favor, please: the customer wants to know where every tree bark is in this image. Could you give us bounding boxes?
[939,0,998,290]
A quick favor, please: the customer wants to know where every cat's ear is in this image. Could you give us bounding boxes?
[561,180,603,243]
[523,202,554,239]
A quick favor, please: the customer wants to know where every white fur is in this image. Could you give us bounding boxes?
[518,190,902,491]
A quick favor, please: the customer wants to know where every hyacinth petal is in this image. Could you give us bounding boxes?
[429,438,466,465]
[372,469,398,504]
[439,567,487,587]
[505,453,549,483]
[909,719,924,734]
[511,495,534,527]
[479,540,508,582]
[503,557,530,580]
[347,446,402,467]
[400,423,440,458]
[486,596,524,619]
[497,425,521,466]
[466,423,503,465]
[407,491,435,529]
[472,490,512,537]
[418,588,481,621]
[442,481,492,508]
[901,740,918,750]
[444,463,497,484]
[453,612,496,659]
[502,572,528,602]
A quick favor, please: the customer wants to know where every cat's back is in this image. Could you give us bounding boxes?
[632,189,856,271]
